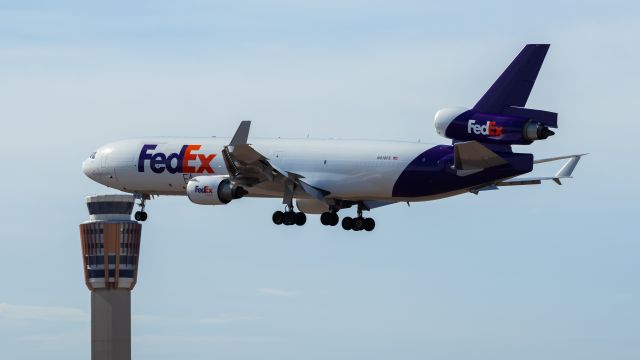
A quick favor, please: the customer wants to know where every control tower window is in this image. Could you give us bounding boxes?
[87,202,135,215]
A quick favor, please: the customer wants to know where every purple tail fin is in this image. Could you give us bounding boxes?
[473,44,550,113]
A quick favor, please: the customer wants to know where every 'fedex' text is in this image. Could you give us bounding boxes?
[138,144,216,174]
[467,120,503,136]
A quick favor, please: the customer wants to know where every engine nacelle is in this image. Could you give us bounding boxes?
[186,175,247,205]
[434,107,556,145]
[296,199,330,214]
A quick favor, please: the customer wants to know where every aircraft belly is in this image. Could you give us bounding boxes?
[391,146,534,198]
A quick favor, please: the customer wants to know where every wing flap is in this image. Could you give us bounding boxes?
[223,121,333,204]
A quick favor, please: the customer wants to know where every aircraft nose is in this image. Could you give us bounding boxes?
[82,157,98,180]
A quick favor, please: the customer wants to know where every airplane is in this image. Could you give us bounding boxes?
[82,44,584,231]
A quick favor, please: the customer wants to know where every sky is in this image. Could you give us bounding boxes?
[0,1,639,359]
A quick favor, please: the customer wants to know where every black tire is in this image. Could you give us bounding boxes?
[364,218,375,231]
[140,212,148,221]
[353,217,365,231]
[284,211,296,226]
[272,211,284,225]
[341,216,353,230]
[295,212,307,226]
[320,212,331,225]
[134,211,142,221]
[330,212,339,226]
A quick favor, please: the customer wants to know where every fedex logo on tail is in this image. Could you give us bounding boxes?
[138,144,216,174]
[468,119,503,137]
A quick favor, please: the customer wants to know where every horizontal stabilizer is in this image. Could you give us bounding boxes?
[496,154,585,187]
[534,153,588,164]
[454,141,508,170]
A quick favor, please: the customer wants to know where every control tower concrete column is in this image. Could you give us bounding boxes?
[79,195,142,360]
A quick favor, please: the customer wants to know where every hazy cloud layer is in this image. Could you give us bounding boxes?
[258,288,296,297]
[0,303,88,322]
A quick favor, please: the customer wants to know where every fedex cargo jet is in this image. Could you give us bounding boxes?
[82,44,584,231]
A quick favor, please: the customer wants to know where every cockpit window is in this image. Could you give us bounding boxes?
[90,152,97,159]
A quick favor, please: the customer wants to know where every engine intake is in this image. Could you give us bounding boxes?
[186,175,247,205]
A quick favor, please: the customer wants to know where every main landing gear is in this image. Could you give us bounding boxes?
[271,200,376,231]
[341,216,375,231]
[341,205,375,232]
[134,194,149,222]
[320,204,375,231]
[272,206,307,226]
[320,211,339,226]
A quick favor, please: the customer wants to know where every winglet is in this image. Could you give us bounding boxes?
[229,120,251,146]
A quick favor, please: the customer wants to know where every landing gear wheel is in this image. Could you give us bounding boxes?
[364,218,375,231]
[295,212,307,226]
[321,212,340,226]
[330,212,339,226]
[342,216,353,230]
[134,211,147,222]
[320,212,331,225]
[283,211,296,226]
[272,211,284,225]
[353,217,365,231]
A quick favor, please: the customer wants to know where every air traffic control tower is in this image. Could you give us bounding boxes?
[79,195,142,360]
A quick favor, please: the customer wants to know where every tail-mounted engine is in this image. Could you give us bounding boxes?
[186,175,248,205]
[434,107,557,145]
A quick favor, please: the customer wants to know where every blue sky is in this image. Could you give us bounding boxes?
[0,1,638,359]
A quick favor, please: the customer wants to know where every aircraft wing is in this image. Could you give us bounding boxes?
[222,121,332,204]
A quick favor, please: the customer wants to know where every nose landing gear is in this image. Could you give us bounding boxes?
[134,194,150,222]
[134,211,148,222]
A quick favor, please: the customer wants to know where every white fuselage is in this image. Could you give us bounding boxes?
[82,137,461,202]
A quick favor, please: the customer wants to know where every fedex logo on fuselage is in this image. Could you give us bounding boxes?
[138,144,216,174]
[468,119,503,136]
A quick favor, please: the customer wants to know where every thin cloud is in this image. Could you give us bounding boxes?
[19,331,88,346]
[257,288,296,297]
[134,334,278,345]
[132,314,184,324]
[198,314,257,324]
[133,313,257,325]
[0,303,88,322]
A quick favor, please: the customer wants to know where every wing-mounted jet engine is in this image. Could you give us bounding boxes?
[186,175,247,205]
